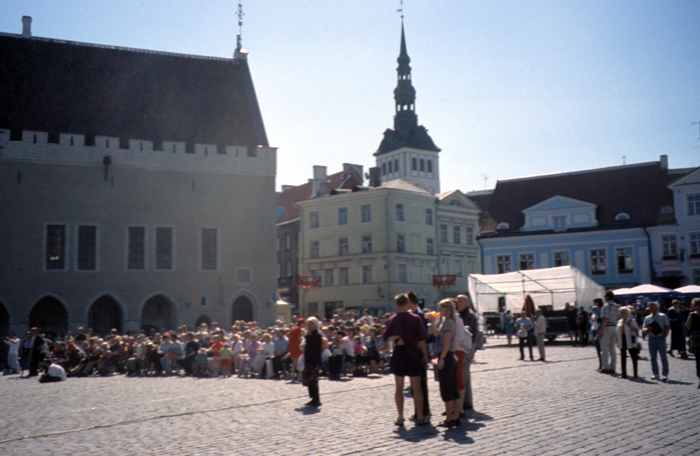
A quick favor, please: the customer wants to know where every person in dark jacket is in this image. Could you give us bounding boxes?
[303,317,323,407]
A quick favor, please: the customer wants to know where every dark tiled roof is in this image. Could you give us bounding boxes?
[276,171,361,224]
[480,161,677,236]
[0,33,267,148]
[466,190,494,227]
[374,125,440,155]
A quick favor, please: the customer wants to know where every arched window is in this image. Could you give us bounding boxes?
[427,160,432,173]
[420,159,425,172]
[382,162,386,176]
[412,158,417,171]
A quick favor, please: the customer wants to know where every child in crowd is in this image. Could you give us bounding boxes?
[219,343,233,377]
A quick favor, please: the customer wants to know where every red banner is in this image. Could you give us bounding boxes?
[299,275,322,290]
[432,274,456,289]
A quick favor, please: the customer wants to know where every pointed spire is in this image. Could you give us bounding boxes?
[234,2,248,60]
[393,21,417,131]
[398,22,410,66]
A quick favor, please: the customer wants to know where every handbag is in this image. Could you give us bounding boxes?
[301,365,319,386]
[516,328,528,338]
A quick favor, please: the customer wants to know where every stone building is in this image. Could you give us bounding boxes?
[0,17,277,336]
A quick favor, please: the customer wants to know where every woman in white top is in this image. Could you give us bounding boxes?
[616,306,640,380]
[2,333,21,374]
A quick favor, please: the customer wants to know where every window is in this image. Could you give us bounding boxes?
[396,203,405,221]
[361,265,373,284]
[361,204,372,223]
[440,224,449,243]
[338,207,348,225]
[688,193,700,216]
[496,254,511,274]
[426,238,435,255]
[362,235,372,253]
[324,269,334,286]
[398,264,408,282]
[425,208,434,226]
[427,160,432,173]
[338,237,349,255]
[692,268,700,286]
[309,211,319,229]
[412,158,417,171]
[453,225,461,245]
[310,240,320,258]
[127,226,146,270]
[397,234,405,252]
[285,234,291,250]
[420,158,425,171]
[201,228,218,270]
[661,234,678,258]
[236,268,251,284]
[382,162,387,175]
[690,232,700,256]
[590,248,607,275]
[553,216,566,232]
[338,267,349,285]
[286,261,292,277]
[553,251,570,267]
[455,258,464,277]
[388,160,393,174]
[616,247,634,273]
[46,224,67,270]
[519,253,534,270]
[155,227,173,270]
[465,225,474,245]
[77,225,97,270]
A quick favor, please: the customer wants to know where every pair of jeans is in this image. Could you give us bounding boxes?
[647,337,669,377]
[601,326,617,371]
[519,334,533,360]
[620,337,638,378]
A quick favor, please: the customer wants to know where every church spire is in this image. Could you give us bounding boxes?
[393,21,417,131]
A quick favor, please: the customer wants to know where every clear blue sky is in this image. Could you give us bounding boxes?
[2,1,699,192]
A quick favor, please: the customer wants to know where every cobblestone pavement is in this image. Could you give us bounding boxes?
[1,338,699,456]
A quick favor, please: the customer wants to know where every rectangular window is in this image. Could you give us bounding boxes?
[397,234,405,253]
[455,258,464,277]
[46,224,67,270]
[361,204,372,223]
[496,254,511,274]
[688,193,700,216]
[453,225,461,245]
[692,268,700,286]
[155,227,173,270]
[310,240,320,258]
[519,253,534,270]
[361,265,373,284]
[425,208,434,226]
[590,248,607,275]
[553,251,570,267]
[465,225,474,245]
[398,264,408,282]
[616,247,634,274]
[661,234,678,258]
[396,203,405,221]
[338,237,349,256]
[77,225,97,270]
[127,226,146,270]
[426,238,435,255]
[285,234,291,250]
[362,235,372,253]
[440,224,449,243]
[338,267,349,285]
[324,269,334,286]
[338,207,348,225]
[309,211,319,229]
[553,216,567,232]
[690,232,700,256]
[201,228,218,270]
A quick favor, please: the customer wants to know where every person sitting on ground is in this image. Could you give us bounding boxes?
[39,359,67,383]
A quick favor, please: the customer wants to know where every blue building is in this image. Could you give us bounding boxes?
[477,156,681,289]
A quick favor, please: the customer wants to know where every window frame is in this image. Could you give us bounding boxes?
[519,252,535,270]
[396,203,405,222]
[76,224,98,271]
[45,223,68,271]
[337,206,348,225]
[496,254,511,274]
[200,227,219,271]
[360,204,372,223]
[309,211,319,229]
[127,225,147,271]
[687,193,700,216]
[361,235,372,254]
[589,248,607,276]
[155,226,174,271]
[309,240,320,259]
[338,237,349,256]
[660,233,679,259]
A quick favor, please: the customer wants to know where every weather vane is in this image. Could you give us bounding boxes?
[236,2,245,50]
[398,0,404,19]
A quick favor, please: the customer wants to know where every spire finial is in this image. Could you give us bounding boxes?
[236,2,245,50]
[397,0,404,20]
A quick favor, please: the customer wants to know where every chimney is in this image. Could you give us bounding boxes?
[368,167,382,187]
[660,154,668,171]
[22,16,32,38]
[281,185,294,194]
[311,165,328,197]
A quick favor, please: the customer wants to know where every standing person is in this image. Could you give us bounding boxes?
[578,306,589,346]
[643,301,671,381]
[456,294,477,410]
[28,327,45,377]
[667,300,687,359]
[590,298,603,369]
[407,291,430,420]
[504,310,514,346]
[2,333,21,375]
[534,309,547,362]
[383,293,429,427]
[288,318,306,380]
[430,299,461,428]
[522,294,535,317]
[684,298,700,388]
[595,291,619,374]
[515,312,534,361]
[302,317,323,407]
[565,303,579,346]
[616,306,640,380]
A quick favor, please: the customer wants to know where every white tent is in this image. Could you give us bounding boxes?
[468,266,605,313]
[614,284,673,295]
[675,285,700,294]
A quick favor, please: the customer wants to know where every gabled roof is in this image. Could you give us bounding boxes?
[437,189,479,211]
[276,171,361,224]
[0,32,268,148]
[380,178,433,195]
[668,166,700,188]
[480,161,676,236]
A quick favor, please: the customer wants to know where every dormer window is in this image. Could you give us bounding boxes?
[496,222,510,231]
[553,216,566,232]
[661,206,673,214]
[614,212,630,221]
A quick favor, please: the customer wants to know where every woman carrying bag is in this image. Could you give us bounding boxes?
[616,306,640,380]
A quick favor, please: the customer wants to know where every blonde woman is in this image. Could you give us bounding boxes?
[431,298,461,428]
[616,306,640,379]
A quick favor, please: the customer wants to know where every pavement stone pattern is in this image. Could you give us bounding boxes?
[1,337,698,456]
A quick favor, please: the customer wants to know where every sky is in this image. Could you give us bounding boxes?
[2,1,699,193]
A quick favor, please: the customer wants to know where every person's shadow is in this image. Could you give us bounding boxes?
[294,405,321,415]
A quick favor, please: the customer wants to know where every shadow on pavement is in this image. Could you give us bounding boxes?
[464,410,493,422]
[294,405,322,415]
[392,424,440,442]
